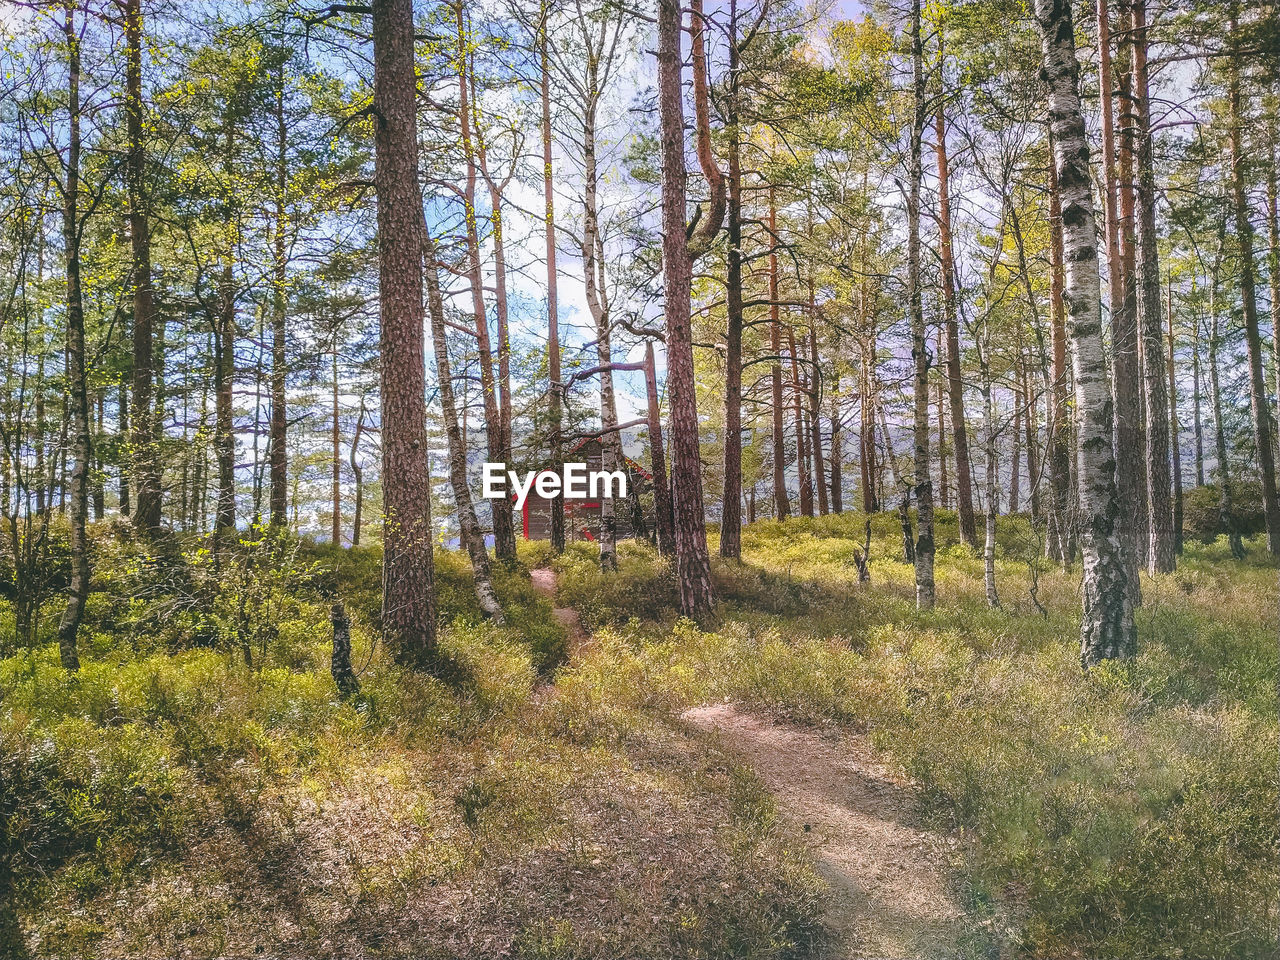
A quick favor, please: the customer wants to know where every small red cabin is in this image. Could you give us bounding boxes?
[520,437,654,543]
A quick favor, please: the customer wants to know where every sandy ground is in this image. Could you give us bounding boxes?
[683,704,971,960]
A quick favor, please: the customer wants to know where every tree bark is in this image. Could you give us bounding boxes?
[1167,275,1183,554]
[644,341,675,556]
[56,3,86,672]
[720,0,743,559]
[1227,12,1280,555]
[424,232,504,621]
[656,0,714,618]
[1047,127,1073,564]
[1114,0,1147,580]
[769,188,788,520]
[808,323,828,515]
[1131,0,1174,573]
[1035,0,1136,665]
[539,5,564,555]
[471,71,516,564]
[790,325,813,517]
[934,72,977,545]
[269,63,289,529]
[454,4,515,564]
[124,0,160,535]
[372,0,439,670]
[908,0,934,609]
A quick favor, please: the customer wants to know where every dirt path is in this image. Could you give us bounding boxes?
[683,704,972,960]
[530,567,587,650]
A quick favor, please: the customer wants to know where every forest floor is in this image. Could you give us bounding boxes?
[4,512,1277,959]
[683,704,966,959]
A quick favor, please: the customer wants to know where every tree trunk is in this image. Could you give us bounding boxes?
[1193,306,1205,487]
[330,601,358,698]
[1209,231,1244,559]
[790,325,814,518]
[579,77,621,572]
[1131,0,1174,573]
[1167,275,1183,554]
[1047,127,1073,564]
[720,0,743,559]
[1268,136,1280,435]
[768,188,788,521]
[124,0,160,535]
[981,319,1000,609]
[372,0,439,670]
[331,342,341,546]
[934,76,976,544]
[424,232,504,622]
[56,4,86,673]
[269,65,289,530]
[350,407,365,547]
[539,6,564,555]
[472,74,516,564]
[829,388,843,512]
[1036,0,1136,665]
[808,323,828,515]
[644,341,675,556]
[1227,13,1280,555]
[908,0,934,609]
[1114,0,1147,580]
[656,0,714,618]
[214,262,236,542]
[454,4,515,564]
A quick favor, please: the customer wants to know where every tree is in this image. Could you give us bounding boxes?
[371,0,438,671]
[1035,0,1136,666]
[656,0,714,619]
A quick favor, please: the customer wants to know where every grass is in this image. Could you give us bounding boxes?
[2,512,1276,958]
[550,512,1279,959]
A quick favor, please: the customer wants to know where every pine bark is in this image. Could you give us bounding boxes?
[934,74,977,546]
[720,0,744,559]
[124,0,160,535]
[56,4,86,672]
[455,5,515,564]
[372,0,439,670]
[656,0,714,618]
[1035,0,1136,665]
[1114,0,1148,579]
[769,189,788,520]
[1226,15,1280,555]
[1131,0,1174,573]
[269,65,289,529]
[645,342,675,556]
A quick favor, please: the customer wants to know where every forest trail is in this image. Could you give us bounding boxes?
[530,567,587,649]
[683,704,971,960]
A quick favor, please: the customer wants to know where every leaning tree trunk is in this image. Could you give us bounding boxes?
[1131,0,1174,574]
[371,0,438,671]
[1035,0,1136,666]
[424,232,504,622]
[56,4,86,673]
[908,0,935,610]
[656,0,714,618]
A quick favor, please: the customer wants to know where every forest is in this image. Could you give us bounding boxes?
[0,0,1277,957]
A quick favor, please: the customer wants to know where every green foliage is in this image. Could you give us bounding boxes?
[547,513,1280,959]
